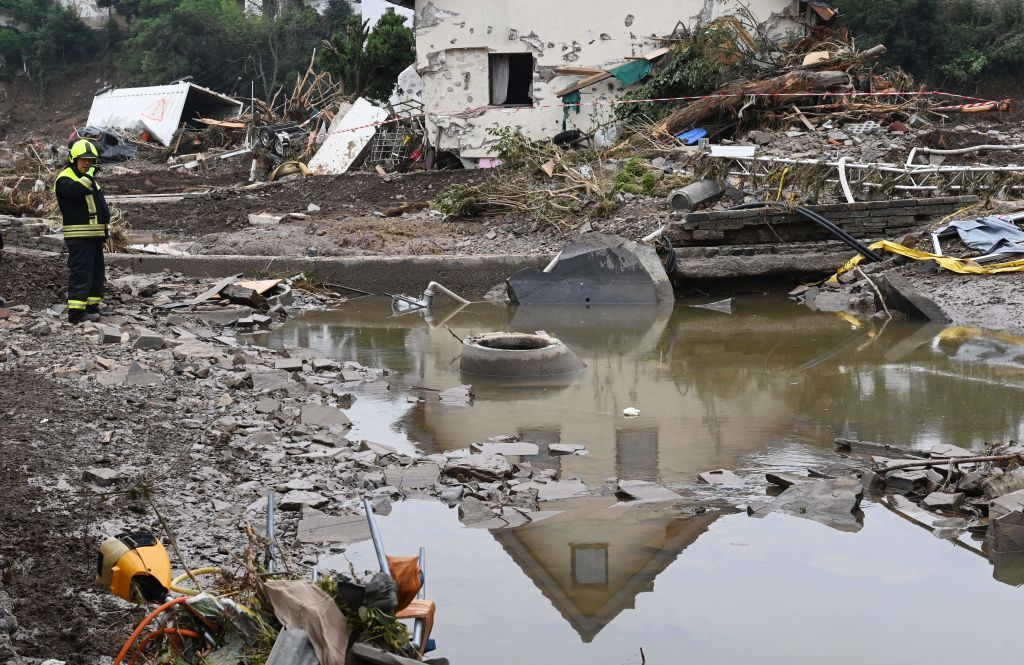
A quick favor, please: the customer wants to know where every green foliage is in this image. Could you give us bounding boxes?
[833,0,1024,89]
[0,0,97,83]
[318,11,413,102]
[614,24,746,124]
[613,158,658,196]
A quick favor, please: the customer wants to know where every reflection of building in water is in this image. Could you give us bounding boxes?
[493,497,720,642]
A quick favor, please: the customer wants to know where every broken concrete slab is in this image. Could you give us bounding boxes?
[765,472,813,488]
[922,492,965,511]
[930,443,974,458]
[438,384,474,406]
[82,468,124,487]
[124,361,162,386]
[751,478,864,532]
[296,513,370,544]
[384,464,441,490]
[251,370,293,393]
[989,510,1024,554]
[989,489,1024,519]
[469,441,539,457]
[279,491,330,511]
[533,479,590,501]
[300,405,351,429]
[506,233,673,305]
[443,454,513,481]
[698,469,743,485]
[255,397,281,414]
[97,325,123,344]
[885,469,929,494]
[458,496,499,527]
[131,330,165,350]
[615,479,680,503]
[275,358,305,372]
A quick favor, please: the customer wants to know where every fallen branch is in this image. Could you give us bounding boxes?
[878,453,1024,473]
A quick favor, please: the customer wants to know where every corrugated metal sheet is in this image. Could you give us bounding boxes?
[86,82,242,146]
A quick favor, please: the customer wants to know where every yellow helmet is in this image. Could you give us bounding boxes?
[69,138,100,163]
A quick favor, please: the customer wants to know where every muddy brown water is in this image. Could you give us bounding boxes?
[270,297,1024,664]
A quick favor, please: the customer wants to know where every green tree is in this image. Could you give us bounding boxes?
[318,11,413,102]
[0,0,96,83]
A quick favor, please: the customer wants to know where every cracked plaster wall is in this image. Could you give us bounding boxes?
[407,0,799,158]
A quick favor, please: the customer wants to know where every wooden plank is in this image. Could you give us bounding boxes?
[553,67,606,75]
[553,47,670,97]
[194,117,247,129]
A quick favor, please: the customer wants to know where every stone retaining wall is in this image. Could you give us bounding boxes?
[0,216,65,252]
[668,196,980,246]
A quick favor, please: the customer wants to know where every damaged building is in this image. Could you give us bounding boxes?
[384,0,809,164]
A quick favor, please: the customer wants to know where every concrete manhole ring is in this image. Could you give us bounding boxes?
[460,332,585,377]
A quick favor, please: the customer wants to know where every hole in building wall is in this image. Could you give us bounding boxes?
[489,53,535,106]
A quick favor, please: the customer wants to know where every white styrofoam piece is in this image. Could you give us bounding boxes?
[308,97,388,175]
[708,145,757,158]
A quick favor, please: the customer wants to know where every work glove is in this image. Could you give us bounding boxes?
[86,165,98,178]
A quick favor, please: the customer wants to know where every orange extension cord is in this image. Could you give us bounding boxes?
[127,627,201,665]
[112,597,190,665]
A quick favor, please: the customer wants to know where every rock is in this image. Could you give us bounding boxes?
[296,513,370,544]
[922,492,965,511]
[530,479,590,501]
[312,358,339,372]
[300,405,351,429]
[983,467,1024,499]
[279,490,330,511]
[439,487,464,504]
[251,370,293,392]
[97,325,123,344]
[275,358,305,372]
[989,489,1024,519]
[765,472,812,488]
[751,478,864,532]
[256,397,281,414]
[470,441,539,456]
[124,361,162,386]
[132,330,165,350]
[444,454,513,481]
[885,469,929,494]
[957,470,987,496]
[458,496,498,527]
[195,307,252,326]
[989,510,1024,554]
[217,394,234,407]
[615,479,680,503]
[82,467,124,487]
[698,469,743,485]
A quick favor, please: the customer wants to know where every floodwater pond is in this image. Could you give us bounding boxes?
[270,297,1024,664]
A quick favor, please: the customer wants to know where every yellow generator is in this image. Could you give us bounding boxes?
[96,532,172,603]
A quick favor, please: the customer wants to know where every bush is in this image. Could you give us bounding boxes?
[0,0,97,84]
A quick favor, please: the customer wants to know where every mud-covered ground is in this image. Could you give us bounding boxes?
[896,264,1024,332]
[0,249,65,308]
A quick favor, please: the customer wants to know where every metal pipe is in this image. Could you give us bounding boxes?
[266,491,276,574]
[422,281,469,307]
[362,498,389,573]
[931,233,943,256]
[411,547,426,650]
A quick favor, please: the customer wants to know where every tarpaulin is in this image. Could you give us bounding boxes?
[561,91,581,131]
[264,580,349,665]
[827,240,1024,284]
[609,60,653,87]
[934,216,1024,258]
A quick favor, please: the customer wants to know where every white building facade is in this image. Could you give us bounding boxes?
[386,0,804,160]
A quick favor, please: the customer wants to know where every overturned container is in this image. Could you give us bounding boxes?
[460,332,584,378]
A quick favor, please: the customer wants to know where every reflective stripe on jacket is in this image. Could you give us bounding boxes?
[53,166,109,239]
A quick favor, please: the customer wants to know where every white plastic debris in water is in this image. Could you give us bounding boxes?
[623,407,640,418]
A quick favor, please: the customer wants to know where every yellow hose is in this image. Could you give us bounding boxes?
[170,567,223,596]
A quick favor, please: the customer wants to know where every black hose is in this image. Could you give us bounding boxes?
[730,201,885,263]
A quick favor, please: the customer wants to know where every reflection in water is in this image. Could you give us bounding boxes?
[272,298,1024,661]
[492,497,719,642]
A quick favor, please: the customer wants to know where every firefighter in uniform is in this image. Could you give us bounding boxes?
[55,139,110,323]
